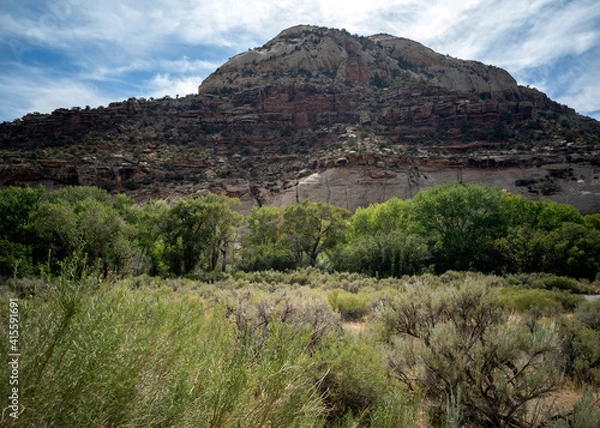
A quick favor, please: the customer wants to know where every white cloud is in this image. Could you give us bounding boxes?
[560,85,600,119]
[81,58,218,83]
[146,73,203,98]
[157,58,221,75]
[28,81,113,113]
[517,44,600,118]
[491,1,599,70]
[0,66,114,121]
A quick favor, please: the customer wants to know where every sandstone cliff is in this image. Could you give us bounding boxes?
[1,25,599,213]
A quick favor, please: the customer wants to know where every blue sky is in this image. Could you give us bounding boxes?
[1,0,599,123]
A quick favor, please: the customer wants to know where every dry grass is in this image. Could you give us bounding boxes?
[342,321,368,335]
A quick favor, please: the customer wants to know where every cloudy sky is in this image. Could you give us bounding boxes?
[1,0,599,123]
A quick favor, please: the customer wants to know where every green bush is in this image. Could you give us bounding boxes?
[544,275,583,293]
[574,299,600,331]
[546,388,600,428]
[313,333,418,427]
[4,276,44,297]
[328,289,370,321]
[499,287,584,313]
[559,301,600,386]
[223,287,339,335]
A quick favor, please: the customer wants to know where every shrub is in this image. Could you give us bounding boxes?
[313,333,418,426]
[4,276,44,297]
[545,388,600,428]
[559,303,600,386]
[378,277,565,427]
[574,299,600,331]
[211,286,341,347]
[0,280,330,426]
[569,323,600,385]
[499,287,584,313]
[544,276,583,293]
[327,289,370,321]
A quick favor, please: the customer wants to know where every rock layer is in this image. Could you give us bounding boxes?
[1,25,599,213]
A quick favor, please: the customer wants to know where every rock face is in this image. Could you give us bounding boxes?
[201,26,520,99]
[1,25,599,213]
[268,162,600,215]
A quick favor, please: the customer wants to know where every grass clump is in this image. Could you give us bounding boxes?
[327,289,372,321]
[499,287,584,313]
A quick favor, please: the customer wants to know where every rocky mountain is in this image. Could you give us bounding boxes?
[1,25,599,213]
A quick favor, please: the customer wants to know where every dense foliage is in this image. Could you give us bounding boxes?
[1,182,599,280]
[1,269,598,427]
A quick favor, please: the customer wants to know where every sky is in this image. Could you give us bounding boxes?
[1,0,599,123]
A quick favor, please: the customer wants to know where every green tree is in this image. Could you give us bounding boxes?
[500,193,541,228]
[31,186,137,275]
[238,206,296,271]
[162,194,242,275]
[0,185,44,276]
[540,222,600,279]
[282,200,351,267]
[132,200,170,276]
[496,197,598,278]
[536,199,584,230]
[47,185,111,207]
[34,194,135,275]
[244,205,286,247]
[333,230,429,277]
[33,201,80,267]
[494,225,544,274]
[584,213,600,230]
[349,198,412,238]
[335,198,427,276]
[411,182,507,273]
[76,199,135,273]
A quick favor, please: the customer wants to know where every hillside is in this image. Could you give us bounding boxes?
[1,25,599,212]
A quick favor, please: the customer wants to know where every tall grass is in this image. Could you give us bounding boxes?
[1,273,421,427]
[0,279,332,426]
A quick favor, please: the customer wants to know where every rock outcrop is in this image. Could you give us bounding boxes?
[1,25,599,213]
[200,25,520,98]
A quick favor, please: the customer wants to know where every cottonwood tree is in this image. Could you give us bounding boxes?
[282,199,351,267]
[238,206,296,271]
[34,189,134,274]
[334,198,428,277]
[333,231,429,277]
[34,201,80,265]
[350,197,412,237]
[132,200,170,276]
[162,194,242,275]
[411,182,507,273]
[0,185,44,276]
[496,195,599,279]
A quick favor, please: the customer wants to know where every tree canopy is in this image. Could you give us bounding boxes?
[1,182,598,279]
